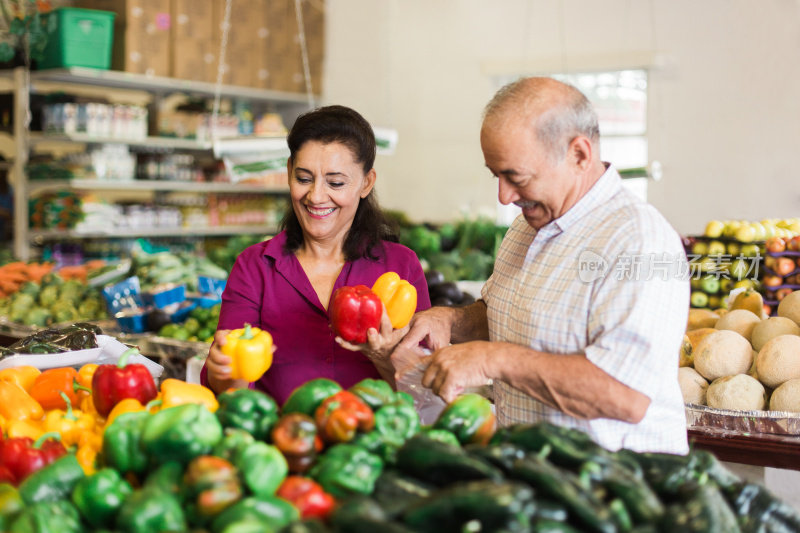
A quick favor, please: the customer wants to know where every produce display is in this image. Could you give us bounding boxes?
[688,218,800,315]
[679,289,800,413]
[1,357,799,532]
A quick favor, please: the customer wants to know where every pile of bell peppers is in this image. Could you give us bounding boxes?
[329,271,418,343]
[0,356,502,531]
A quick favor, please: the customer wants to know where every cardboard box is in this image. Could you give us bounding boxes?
[76,0,172,77]
[171,0,216,82]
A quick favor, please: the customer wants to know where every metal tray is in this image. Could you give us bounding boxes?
[685,403,800,436]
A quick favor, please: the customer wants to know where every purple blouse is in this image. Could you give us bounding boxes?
[201,231,431,405]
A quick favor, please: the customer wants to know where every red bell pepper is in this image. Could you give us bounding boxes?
[276,476,335,520]
[0,431,66,485]
[271,413,324,474]
[314,390,375,444]
[91,347,158,417]
[329,285,382,344]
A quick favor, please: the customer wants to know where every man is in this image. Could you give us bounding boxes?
[399,77,689,454]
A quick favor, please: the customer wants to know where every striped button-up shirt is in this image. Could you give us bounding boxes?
[483,164,689,454]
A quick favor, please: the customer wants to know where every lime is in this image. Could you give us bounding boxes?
[183,317,201,335]
[172,328,191,341]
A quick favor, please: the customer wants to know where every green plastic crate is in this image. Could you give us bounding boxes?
[38,7,115,70]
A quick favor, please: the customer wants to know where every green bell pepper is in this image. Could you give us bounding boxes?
[102,410,151,477]
[115,486,187,533]
[433,393,495,445]
[236,441,288,498]
[373,402,421,447]
[211,495,300,533]
[214,428,256,463]
[71,467,133,529]
[420,427,461,447]
[143,460,185,496]
[0,483,24,531]
[8,499,83,533]
[726,480,800,532]
[331,496,414,533]
[581,460,664,524]
[216,388,279,441]
[282,378,342,416]
[660,482,739,533]
[141,403,224,465]
[310,443,384,498]
[348,378,396,410]
[18,453,85,505]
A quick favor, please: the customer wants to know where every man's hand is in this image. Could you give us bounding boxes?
[422,341,495,403]
[398,306,456,351]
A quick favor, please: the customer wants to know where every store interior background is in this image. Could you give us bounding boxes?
[323,0,800,235]
[322,0,800,505]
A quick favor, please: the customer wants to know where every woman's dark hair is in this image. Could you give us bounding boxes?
[281,105,397,261]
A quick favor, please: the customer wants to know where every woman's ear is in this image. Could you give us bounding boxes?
[361,168,377,198]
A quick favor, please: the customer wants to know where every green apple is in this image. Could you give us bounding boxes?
[690,277,702,290]
[719,278,733,294]
[723,220,741,238]
[726,242,740,256]
[739,243,760,258]
[690,291,709,308]
[707,240,726,256]
[691,241,709,256]
[728,258,751,281]
[734,279,756,290]
[704,220,725,238]
[735,224,757,243]
[708,295,721,309]
[700,276,720,294]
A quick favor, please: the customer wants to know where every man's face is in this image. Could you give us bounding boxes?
[480,116,576,230]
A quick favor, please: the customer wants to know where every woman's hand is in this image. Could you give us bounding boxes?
[336,308,408,383]
[206,329,249,394]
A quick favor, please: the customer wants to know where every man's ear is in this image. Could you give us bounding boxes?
[569,136,593,170]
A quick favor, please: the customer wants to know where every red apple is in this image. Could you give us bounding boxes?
[764,256,778,270]
[788,236,800,252]
[784,274,798,285]
[775,257,797,276]
[763,303,773,316]
[763,274,784,288]
[766,236,786,253]
[776,287,794,301]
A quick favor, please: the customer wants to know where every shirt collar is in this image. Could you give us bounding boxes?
[551,162,622,233]
[263,230,289,261]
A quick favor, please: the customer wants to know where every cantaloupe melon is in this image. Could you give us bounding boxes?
[686,328,716,351]
[687,308,720,331]
[693,330,753,381]
[751,316,800,352]
[706,374,766,411]
[769,378,800,413]
[714,309,761,342]
[755,334,800,389]
[777,291,800,326]
[678,367,708,405]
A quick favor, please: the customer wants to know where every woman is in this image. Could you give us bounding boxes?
[202,105,430,404]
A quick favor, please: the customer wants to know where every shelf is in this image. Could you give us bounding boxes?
[29,225,278,240]
[19,67,315,104]
[27,179,290,194]
[29,132,213,151]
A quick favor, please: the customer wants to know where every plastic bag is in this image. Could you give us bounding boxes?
[393,347,447,425]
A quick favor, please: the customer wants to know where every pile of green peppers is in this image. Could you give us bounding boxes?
[2,375,799,533]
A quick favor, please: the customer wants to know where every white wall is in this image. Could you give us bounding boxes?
[321,0,800,234]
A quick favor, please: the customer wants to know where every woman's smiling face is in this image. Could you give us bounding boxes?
[288,140,376,246]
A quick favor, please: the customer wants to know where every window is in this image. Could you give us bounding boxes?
[493,69,649,226]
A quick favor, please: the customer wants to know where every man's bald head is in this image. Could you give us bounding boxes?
[482,77,600,163]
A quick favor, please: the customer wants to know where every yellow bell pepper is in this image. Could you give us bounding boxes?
[76,431,103,475]
[6,418,44,440]
[159,379,219,412]
[104,397,146,427]
[43,392,96,447]
[220,324,274,382]
[0,413,6,433]
[0,366,41,392]
[371,271,418,329]
[0,380,44,421]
